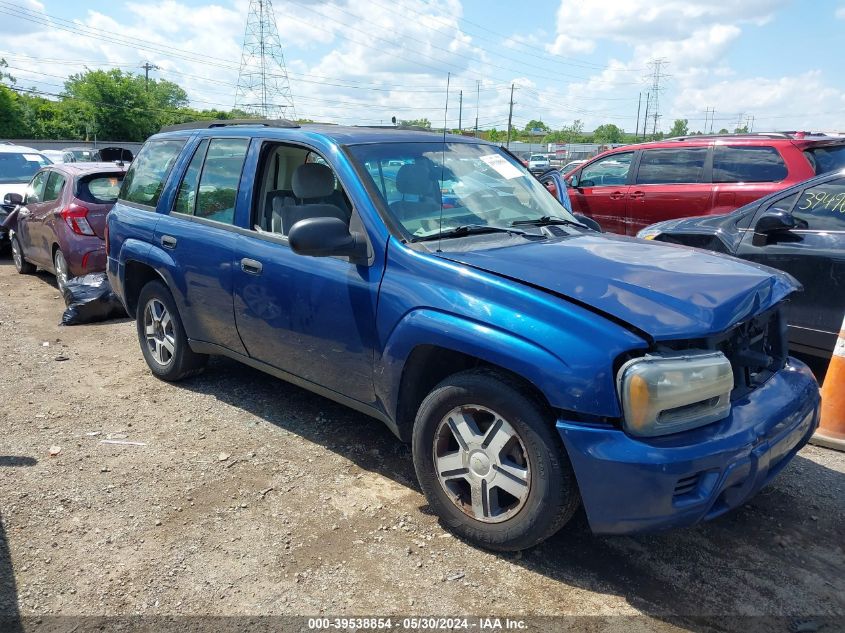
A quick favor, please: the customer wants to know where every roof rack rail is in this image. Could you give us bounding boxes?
[160,118,300,132]
[664,132,792,141]
[355,124,436,132]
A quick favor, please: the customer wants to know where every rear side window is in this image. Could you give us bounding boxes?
[713,145,787,183]
[174,139,209,215]
[43,172,65,202]
[792,177,845,231]
[77,174,125,204]
[804,145,845,175]
[119,139,186,208]
[193,138,250,225]
[636,148,708,184]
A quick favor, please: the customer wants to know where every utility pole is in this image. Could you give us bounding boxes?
[749,115,755,132]
[642,92,650,140]
[506,83,515,149]
[647,58,669,137]
[140,61,159,90]
[474,80,479,137]
[709,108,715,133]
[458,90,463,133]
[634,92,642,138]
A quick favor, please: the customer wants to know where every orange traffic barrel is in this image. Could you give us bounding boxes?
[810,313,845,451]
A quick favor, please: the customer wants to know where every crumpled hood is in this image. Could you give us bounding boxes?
[440,233,800,341]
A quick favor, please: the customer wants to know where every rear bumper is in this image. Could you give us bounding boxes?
[557,358,820,535]
[66,236,106,276]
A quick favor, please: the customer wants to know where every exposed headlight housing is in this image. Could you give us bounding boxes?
[617,351,734,437]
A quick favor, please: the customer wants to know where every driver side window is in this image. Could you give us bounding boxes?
[253,143,352,237]
[26,171,49,204]
[577,152,633,187]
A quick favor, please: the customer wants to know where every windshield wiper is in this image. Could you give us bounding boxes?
[512,216,589,229]
[412,224,530,242]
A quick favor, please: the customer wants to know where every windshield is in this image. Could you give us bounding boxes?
[349,142,576,240]
[0,152,51,185]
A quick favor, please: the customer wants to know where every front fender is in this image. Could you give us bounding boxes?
[376,308,620,423]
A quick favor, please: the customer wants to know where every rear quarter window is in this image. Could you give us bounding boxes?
[713,145,787,183]
[119,139,186,208]
[803,145,845,175]
[77,174,125,204]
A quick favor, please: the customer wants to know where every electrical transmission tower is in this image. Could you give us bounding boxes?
[646,58,669,137]
[234,0,296,119]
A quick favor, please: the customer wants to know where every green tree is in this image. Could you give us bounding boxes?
[593,123,624,144]
[398,118,431,129]
[523,119,549,135]
[668,118,689,137]
[718,128,729,134]
[734,125,749,133]
[487,127,501,142]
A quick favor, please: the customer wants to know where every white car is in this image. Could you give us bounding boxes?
[1,144,51,201]
[0,144,52,245]
[527,154,551,174]
[41,149,67,163]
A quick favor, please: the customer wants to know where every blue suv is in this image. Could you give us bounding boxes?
[107,120,820,551]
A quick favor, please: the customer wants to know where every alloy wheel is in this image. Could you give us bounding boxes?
[433,405,531,523]
[143,298,176,367]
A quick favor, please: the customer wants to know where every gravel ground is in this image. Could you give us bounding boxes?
[0,259,843,631]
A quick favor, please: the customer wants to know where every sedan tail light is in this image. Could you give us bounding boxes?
[60,204,95,236]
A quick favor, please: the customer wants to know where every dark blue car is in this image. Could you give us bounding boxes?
[106,120,820,550]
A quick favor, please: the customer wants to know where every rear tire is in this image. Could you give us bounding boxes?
[10,235,35,274]
[53,248,70,293]
[412,369,580,551]
[136,280,208,381]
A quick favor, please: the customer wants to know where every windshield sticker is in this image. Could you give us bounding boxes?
[797,188,845,214]
[23,154,43,161]
[480,154,524,180]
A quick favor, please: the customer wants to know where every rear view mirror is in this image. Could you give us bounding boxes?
[288,216,368,264]
[2,192,23,208]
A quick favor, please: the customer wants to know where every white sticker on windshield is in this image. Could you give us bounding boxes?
[480,154,524,180]
[23,154,43,161]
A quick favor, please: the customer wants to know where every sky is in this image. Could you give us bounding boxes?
[0,0,844,134]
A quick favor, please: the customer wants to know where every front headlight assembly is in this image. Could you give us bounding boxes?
[636,226,662,240]
[616,351,734,437]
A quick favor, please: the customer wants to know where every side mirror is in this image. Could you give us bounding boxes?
[288,216,368,263]
[752,209,804,246]
[754,209,797,234]
[3,192,23,207]
[574,214,602,232]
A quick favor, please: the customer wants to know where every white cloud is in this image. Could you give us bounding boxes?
[837,5,845,19]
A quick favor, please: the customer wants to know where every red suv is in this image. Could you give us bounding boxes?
[563,133,845,235]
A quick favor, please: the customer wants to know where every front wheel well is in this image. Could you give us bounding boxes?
[394,345,553,442]
[123,261,165,318]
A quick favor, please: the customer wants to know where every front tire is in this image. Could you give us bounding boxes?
[412,369,580,551]
[11,235,35,274]
[136,280,208,381]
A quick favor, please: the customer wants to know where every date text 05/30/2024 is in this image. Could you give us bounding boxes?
[307,617,528,630]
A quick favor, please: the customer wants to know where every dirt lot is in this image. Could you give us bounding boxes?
[0,259,843,631]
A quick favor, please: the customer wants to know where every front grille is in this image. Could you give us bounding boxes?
[716,305,787,399]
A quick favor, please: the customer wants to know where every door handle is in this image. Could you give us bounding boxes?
[629,191,645,200]
[161,235,177,249]
[609,191,625,200]
[240,258,263,275]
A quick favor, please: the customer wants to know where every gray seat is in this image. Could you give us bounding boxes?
[389,163,440,221]
[271,163,349,235]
